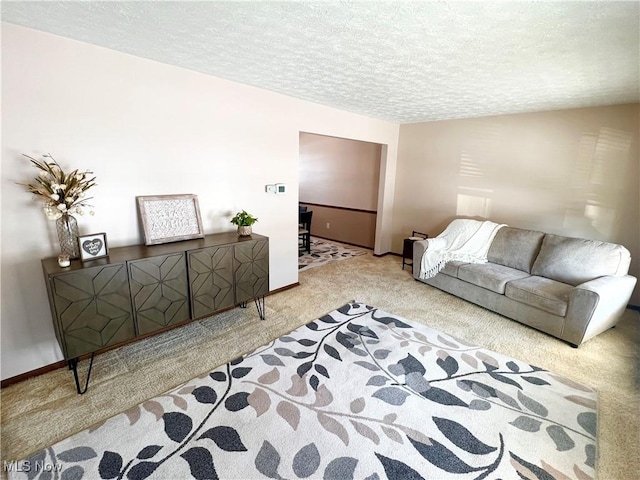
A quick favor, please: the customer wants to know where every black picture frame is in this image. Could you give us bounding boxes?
[78,232,109,262]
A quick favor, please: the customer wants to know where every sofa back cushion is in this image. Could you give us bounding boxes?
[531,234,631,286]
[487,227,545,273]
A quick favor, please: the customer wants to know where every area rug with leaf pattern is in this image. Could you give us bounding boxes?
[298,237,368,271]
[10,302,597,480]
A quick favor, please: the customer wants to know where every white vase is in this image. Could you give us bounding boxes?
[238,225,252,236]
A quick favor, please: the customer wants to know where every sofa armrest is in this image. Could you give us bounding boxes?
[564,275,637,346]
[412,238,447,279]
[412,240,429,279]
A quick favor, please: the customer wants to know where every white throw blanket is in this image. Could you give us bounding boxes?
[419,219,506,279]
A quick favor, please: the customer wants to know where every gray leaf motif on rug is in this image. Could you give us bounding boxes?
[10,302,597,480]
[298,237,367,271]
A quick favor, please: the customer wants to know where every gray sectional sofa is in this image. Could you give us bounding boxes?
[413,225,637,346]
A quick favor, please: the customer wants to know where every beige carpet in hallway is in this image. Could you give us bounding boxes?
[1,252,638,478]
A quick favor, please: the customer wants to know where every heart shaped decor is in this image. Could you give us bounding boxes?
[82,239,103,256]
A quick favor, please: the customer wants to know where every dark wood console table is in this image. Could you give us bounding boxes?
[42,232,269,394]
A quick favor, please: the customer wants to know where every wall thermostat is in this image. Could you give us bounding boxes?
[275,183,286,194]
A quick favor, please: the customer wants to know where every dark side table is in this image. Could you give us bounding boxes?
[402,231,428,272]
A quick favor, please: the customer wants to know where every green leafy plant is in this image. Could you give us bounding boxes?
[230,210,258,226]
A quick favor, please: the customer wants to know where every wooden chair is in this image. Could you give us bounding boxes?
[298,211,313,254]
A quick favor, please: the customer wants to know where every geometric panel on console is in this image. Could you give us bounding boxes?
[234,239,269,304]
[51,263,135,359]
[188,245,234,319]
[128,253,190,335]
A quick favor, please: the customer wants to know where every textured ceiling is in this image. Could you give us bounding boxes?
[2,1,639,123]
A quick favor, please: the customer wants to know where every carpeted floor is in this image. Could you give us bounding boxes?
[1,252,638,478]
[8,302,599,479]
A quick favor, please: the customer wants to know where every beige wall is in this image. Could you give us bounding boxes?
[299,133,381,247]
[299,133,381,210]
[1,24,399,379]
[299,204,376,249]
[393,104,640,305]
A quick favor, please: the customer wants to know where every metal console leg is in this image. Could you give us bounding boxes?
[68,352,95,395]
[254,296,266,320]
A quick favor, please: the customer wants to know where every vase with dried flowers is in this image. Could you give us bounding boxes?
[19,153,96,259]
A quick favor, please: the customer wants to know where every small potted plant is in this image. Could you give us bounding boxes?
[230,209,258,236]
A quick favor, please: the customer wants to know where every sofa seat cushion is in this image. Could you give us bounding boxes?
[458,263,531,294]
[441,261,469,278]
[505,276,573,316]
